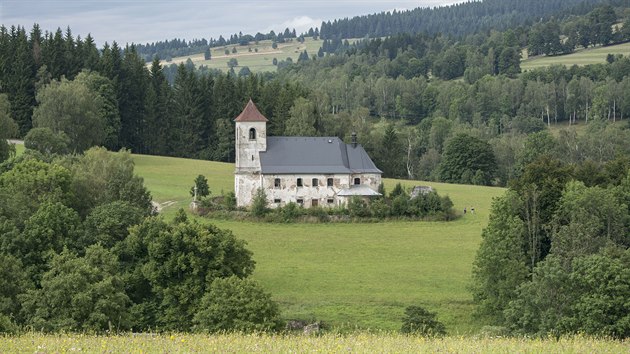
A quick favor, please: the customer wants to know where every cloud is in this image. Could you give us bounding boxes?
[265,16,322,34]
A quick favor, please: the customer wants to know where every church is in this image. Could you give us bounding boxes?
[234,100,382,208]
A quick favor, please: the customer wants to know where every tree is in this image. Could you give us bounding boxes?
[251,188,268,217]
[204,47,211,60]
[0,94,18,162]
[400,306,446,336]
[74,70,121,150]
[193,276,281,333]
[227,58,239,69]
[119,215,255,330]
[32,78,106,152]
[81,201,145,249]
[285,97,317,136]
[471,191,529,323]
[21,245,131,332]
[439,133,497,185]
[0,254,31,325]
[24,127,70,155]
[190,175,210,198]
[69,147,153,217]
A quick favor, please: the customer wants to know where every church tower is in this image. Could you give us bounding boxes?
[234,99,268,207]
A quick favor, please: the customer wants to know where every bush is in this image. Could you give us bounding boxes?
[348,196,370,218]
[223,191,237,211]
[0,314,19,334]
[400,305,446,336]
[251,188,268,217]
[280,202,301,222]
[24,127,70,155]
[193,276,282,333]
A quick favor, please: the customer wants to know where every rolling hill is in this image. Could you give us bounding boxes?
[132,153,505,333]
[521,41,630,70]
[158,37,323,73]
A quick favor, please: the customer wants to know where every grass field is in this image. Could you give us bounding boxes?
[521,42,630,71]
[132,153,505,333]
[160,37,324,73]
[2,333,627,352]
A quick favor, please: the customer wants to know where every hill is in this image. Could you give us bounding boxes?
[521,41,630,70]
[159,38,323,73]
[132,153,506,332]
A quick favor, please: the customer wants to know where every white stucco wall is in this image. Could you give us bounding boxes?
[236,172,382,208]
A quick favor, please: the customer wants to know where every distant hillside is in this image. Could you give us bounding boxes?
[135,0,616,62]
[158,38,324,75]
[320,0,613,39]
[521,41,630,70]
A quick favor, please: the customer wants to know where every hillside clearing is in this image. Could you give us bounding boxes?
[521,42,630,70]
[157,37,324,73]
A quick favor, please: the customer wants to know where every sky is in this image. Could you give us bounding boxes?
[1,0,463,46]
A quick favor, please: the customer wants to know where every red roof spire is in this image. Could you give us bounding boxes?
[234,99,269,122]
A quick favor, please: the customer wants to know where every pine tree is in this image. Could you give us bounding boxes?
[117,45,148,152]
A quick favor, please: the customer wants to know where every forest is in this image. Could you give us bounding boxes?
[1,0,630,337]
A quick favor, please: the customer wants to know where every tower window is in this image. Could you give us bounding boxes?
[354,177,361,185]
[249,128,256,140]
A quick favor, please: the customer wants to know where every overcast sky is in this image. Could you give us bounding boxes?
[1,1,463,46]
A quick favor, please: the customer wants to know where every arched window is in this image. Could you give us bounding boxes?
[249,128,256,140]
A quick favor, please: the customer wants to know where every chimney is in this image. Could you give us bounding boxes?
[351,132,357,148]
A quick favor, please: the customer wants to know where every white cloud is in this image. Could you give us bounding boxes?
[264,16,322,35]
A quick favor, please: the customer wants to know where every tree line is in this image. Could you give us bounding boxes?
[0,24,307,161]
[472,154,630,338]
[319,0,611,40]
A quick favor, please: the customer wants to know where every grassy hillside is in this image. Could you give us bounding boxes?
[3,333,627,352]
[160,37,323,73]
[521,42,630,70]
[132,153,505,333]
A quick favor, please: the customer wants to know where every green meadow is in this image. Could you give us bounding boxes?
[160,37,324,73]
[521,41,630,70]
[132,153,505,333]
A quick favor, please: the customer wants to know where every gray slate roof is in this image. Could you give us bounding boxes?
[260,137,382,174]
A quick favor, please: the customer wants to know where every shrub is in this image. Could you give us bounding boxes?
[0,314,19,334]
[251,188,268,217]
[348,196,370,218]
[24,127,70,155]
[223,191,237,210]
[280,202,301,222]
[193,276,282,333]
[400,306,446,336]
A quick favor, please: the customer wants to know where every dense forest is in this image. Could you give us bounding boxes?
[320,0,613,39]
